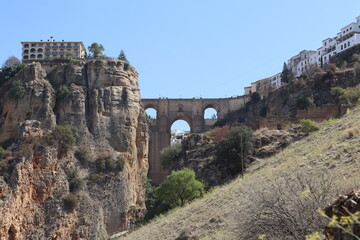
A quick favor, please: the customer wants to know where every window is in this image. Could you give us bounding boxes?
[341,45,343,50]
[37,54,43,59]
[348,41,350,47]
[24,50,29,54]
[31,43,36,47]
[344,44,346,49]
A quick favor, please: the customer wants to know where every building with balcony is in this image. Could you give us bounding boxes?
[21,36,86,62]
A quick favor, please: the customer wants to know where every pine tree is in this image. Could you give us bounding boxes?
[118,50,129,63]
[281,62,291,83]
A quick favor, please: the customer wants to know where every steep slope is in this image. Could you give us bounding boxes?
[121,107,360,240]
[0,59,148,239]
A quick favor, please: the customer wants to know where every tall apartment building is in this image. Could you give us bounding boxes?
[21,36,86,62]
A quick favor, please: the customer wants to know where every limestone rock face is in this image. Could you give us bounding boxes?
[0,59,148,239]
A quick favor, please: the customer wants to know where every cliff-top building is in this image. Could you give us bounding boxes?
[21,36,86,62]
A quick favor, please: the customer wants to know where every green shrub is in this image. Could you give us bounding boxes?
[331,85,360,105]
[0,64,25,86]
[63,193,78,211]
[300,119,319,134]
[0,161,9,179]
[57,85,73,99]
[124,62,130,71]
[214,126,254,176]
[74,146,91,166]
[324,117,339,127]
[10,79,26,98]
[69,178,84,193]
[156,168,204,207]
[296,96,312,110]
[96,152,124,172]
[53,123,77,156]
[160,143,182,169]
[0,147,11,160]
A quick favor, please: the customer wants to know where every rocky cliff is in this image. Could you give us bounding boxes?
[0,59,148,239]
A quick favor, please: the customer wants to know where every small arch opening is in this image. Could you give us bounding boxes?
[30,48,36,53]
[37,54,43,59]
[204,107,217,119]
[30,54,36,59]
[37,48,43,53]
[170,120,190,145]
[24,49,29,54]
[145,108,157,119]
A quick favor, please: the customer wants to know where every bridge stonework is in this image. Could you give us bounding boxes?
[142,96,249,184]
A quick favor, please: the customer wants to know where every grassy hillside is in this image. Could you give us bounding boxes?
[120,108,360,240]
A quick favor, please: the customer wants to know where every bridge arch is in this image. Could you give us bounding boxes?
[169,114,192,131]
[203,104,218,120]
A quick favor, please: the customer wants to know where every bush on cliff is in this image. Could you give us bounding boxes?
[10,79,26,98]
[214,126,254,176]
[96,152,124,172]
[296,96,312,110]
[53,123,77,156]
[0,63,25,86]
[56,85,73,99]
[156,169,204,207]
[75,146,91,166]
[63,193,78,211]
[331,84,360,105]
[0,147,11,160]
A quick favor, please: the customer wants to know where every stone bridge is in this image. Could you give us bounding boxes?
[142,96,249,184]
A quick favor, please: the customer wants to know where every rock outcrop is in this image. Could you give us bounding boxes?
[0,59,148,239]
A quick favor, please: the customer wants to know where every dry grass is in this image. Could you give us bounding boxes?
[119,107,360,240]
[342,126,360,139]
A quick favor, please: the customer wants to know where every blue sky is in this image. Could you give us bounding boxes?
[1,0,360,131]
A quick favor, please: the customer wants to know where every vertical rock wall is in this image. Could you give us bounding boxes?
[0,60,148,239]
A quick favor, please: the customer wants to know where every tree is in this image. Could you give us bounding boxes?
[118,50,129,63]
[160,143,182,169]
[3,56,21,69]
[214,126,254,176]
[88,42,105,58]
[281,62,292,83]
[156,169,204,207]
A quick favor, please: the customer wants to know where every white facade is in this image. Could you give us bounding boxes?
[271,73,282,88]
[21,36,86,62]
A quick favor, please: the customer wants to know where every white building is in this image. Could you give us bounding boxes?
[243,16,360,97]
[271,72,283,88]
[21,36,86,62]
